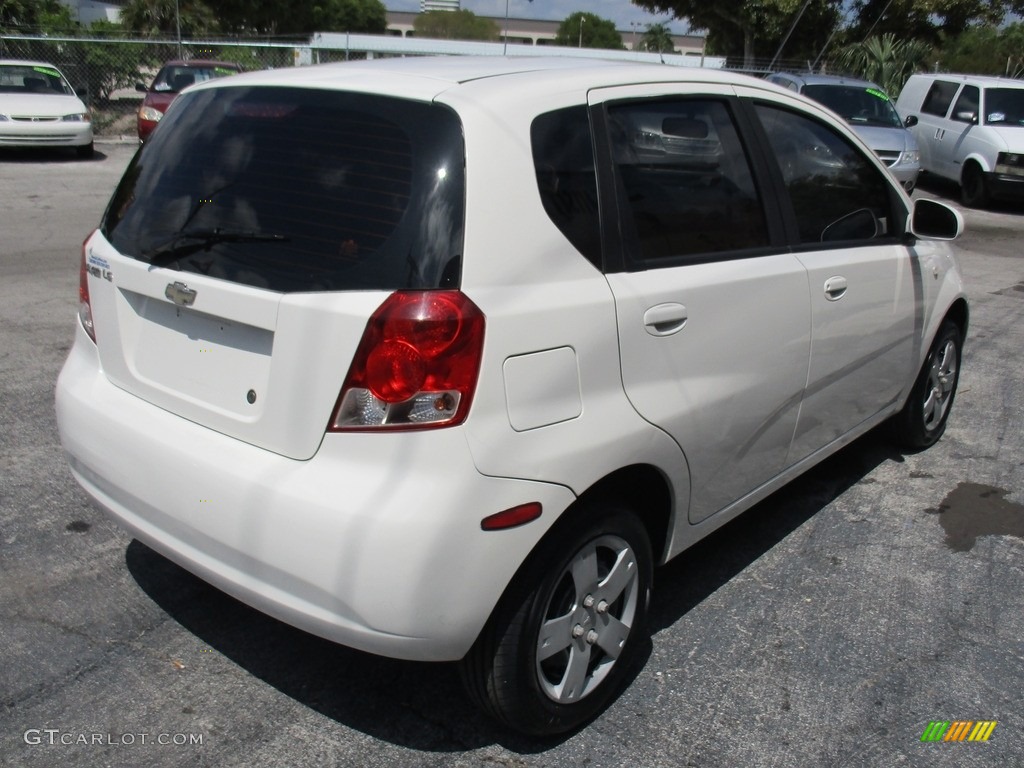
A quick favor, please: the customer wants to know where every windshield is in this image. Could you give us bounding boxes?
[0,64,75,96]
[103,86,466,292]
[984,88,1024,126]
[802,84,904,128]
[151,64,240,93]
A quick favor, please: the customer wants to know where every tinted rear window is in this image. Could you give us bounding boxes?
[104,86,466,292]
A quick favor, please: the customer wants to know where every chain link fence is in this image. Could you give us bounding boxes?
[1,33,829,138]
[0,34,367,137]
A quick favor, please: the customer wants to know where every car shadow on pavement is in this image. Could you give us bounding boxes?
[0,146,108,163]
[124,428,903,754]
[648,429,902,635]
[914,172,1024,215]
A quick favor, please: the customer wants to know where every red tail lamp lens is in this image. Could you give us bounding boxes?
[365,339,427,403]
[78,235,96,342]
[330,291,486,431]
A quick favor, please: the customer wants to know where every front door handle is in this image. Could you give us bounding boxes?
[824,276,848,301]
[643,303,688,336]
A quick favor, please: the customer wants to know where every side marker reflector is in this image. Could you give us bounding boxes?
[481,503,542,531]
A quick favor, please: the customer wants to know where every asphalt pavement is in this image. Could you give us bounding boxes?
[1,142,1021,767]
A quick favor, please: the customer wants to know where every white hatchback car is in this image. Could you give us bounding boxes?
[57,57,968,735]
[0,59,93,157]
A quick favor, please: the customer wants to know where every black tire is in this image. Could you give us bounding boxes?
[76,142,94,160]
[460,505,653,735]
[960,162,990,208]
[895,321,962,449]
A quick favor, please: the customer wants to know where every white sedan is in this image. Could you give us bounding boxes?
[0,59,93,157]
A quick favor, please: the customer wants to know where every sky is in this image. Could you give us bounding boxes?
[385,1,697,36]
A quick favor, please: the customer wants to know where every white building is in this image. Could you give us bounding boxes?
[59,0,124,26]
[421,1,461,11]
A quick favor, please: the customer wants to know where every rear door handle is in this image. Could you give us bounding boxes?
[643,303,687,336]
[824,276,848,301]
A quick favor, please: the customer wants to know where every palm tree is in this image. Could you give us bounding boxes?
[120,0,218,38]
[640,23,675,53]
[832,33,932,97]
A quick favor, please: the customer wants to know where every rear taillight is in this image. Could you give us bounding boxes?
[330,291,485,431]
[78,237,96,342]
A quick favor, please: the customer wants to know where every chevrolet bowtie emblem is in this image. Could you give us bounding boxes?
[165,281,197,307]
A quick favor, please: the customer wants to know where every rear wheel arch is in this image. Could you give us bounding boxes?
[572,464,674,565]
[458,464,673,734]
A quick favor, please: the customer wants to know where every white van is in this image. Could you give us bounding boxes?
[896,73,1024,207]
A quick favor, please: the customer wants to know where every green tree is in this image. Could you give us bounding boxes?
[935,22,1024,77]
[832,33,932,97]
[71,20,152,103]
[413,9,498,41]
[845,0,1020,44]
[640,22,675,53]
[0,0,73,33]
[120,0,219,37]
[554,12,624,50]
[213,0,387,35]
[634,0,841,68]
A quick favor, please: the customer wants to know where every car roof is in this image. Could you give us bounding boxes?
[199,56,772,103]
[0,59,66,71]
[772,72,880,90]
[911,73,1024,88]
[160,59,242,69]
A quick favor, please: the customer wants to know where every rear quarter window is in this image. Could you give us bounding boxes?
[104,86,466,292]
[531,106,602,267]
[921,80,960,118]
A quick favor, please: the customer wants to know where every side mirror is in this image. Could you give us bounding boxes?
[135,82,147,93]
[909,198,963,241]
[903,114,918,128]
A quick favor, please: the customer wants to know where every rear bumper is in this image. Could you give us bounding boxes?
[56,323,573,661]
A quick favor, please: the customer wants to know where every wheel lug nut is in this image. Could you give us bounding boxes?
[572,624,585,639]
[586,629,599,645]
[596,599,609,614]
[583,595,595,608]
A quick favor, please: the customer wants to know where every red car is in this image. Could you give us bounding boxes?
[136,59,242,141]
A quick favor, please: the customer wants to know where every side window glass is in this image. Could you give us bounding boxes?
[754,104,897,245]
[921,80,959,117]
[606,98,769,263]
[951,85,980,123]
[531,106,601,268]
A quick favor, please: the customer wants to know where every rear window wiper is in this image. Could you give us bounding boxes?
[141,228,288,267]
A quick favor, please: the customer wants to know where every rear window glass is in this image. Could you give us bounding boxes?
[152,64,240,92]
[921,80,959,118]
[103,86,466,293]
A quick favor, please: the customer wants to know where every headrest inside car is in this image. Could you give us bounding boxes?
[662,117,708,139]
